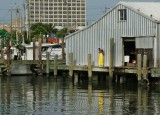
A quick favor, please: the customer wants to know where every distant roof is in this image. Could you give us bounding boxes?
[119,1,160,21]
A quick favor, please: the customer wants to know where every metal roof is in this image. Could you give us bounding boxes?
[66,1,160,39]
[119,1,160,21]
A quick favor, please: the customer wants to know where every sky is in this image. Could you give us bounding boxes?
[0,0,159,25]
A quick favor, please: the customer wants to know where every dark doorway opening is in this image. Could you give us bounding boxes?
[123,38,136,66]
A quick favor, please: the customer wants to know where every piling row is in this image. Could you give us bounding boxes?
[1,39,149,84]
[33,52,147,84]
[2,53,149,84]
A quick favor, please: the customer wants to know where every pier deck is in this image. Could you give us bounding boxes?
[0,53,159,85]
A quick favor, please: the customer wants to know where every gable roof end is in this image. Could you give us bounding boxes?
[119,1,160,22]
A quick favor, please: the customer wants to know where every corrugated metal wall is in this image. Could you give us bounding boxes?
[156,24,160,67]
[136,37,153,49]
[65,4,157,67]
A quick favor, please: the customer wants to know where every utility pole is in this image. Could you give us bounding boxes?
[27,0,31,41]
[16,7,21,33]
[9,7,13,35]
[15,3,20,41]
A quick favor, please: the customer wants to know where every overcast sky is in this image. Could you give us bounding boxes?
[0,0,159,24]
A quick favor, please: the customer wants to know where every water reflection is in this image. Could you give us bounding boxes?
[0,76,160,114]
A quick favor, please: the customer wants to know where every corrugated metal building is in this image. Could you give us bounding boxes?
[65,1,160,67]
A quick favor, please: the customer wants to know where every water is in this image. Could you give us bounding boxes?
[0,75,160,115]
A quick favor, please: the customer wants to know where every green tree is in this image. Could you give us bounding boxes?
[30,23,57,41]
[56,28,67,38]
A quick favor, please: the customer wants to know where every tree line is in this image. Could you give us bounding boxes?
[9,23,69,44]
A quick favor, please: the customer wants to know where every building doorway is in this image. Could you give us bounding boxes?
[123,38,136,66]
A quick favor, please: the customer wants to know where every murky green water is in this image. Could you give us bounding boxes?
[0,75,160,115]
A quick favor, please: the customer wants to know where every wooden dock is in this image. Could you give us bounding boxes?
[1,53,159,85]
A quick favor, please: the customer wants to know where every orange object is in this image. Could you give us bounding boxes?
[48,38,59,44]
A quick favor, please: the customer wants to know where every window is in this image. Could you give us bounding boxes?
[118,9,127,21]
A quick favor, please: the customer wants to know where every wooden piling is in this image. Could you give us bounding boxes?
[1,39,4,60]
[137,54,142,81]
[69,81,73,99]
[38,39,42,76]
[69,53,73,78]
[33,39,35,60]
[94,74,99,85]
[62,38,65,60]
[54,55,58,77]
[137,86,142,115]
[142,55,148,80]
[0,39,4,75]
[74,71,78,85]
[157,58,160,68]
[109,38,114,81]
[88,54,92,81]
[6,38,10,76]
[46,52,50,75]
[0,67,2,76]
[88,82,92,104]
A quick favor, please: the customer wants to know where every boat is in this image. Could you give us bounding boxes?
[41,43,64,60]
[3,46,20,60]
[24,42,64,60]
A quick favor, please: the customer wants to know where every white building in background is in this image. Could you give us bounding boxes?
[28,0,86,30]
